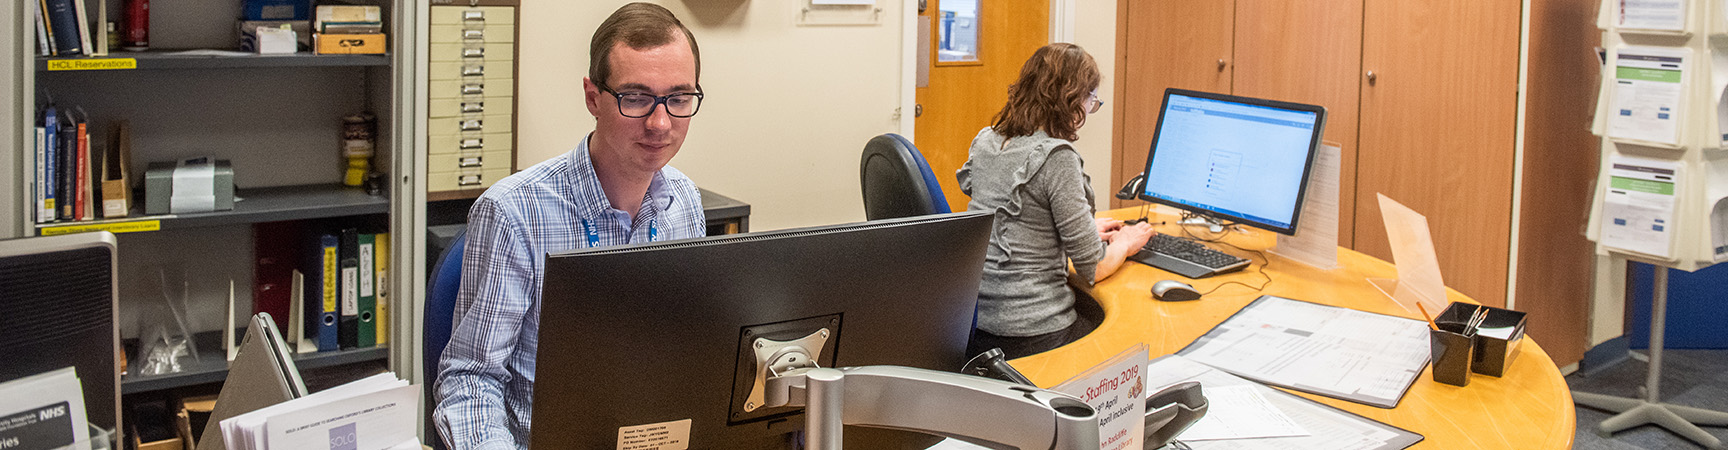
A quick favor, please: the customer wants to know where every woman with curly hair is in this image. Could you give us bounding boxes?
[959,43,1156,359]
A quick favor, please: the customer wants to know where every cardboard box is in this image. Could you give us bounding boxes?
[314,33,387,55]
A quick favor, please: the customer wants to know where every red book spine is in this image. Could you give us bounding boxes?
[75,121,88,221]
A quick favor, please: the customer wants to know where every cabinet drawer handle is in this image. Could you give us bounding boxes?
[460,138,484,149]
[460,119,483,131]
[462,102,484,113]
[462,64,485,76]
[462,47,485,58]
[459,156,484,168]
[462,83,484,95]
[463,10,485,21]
[458,174,482,186]
[463,29,485,40]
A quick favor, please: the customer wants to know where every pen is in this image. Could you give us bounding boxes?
[1416,303,1439,331]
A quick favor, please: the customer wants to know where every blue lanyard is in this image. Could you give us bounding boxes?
[581,217,659,248]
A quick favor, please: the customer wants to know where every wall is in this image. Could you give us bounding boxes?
[1069,1,1118,204]
[516,1,906,231]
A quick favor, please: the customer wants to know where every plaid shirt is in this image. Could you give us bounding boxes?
[434,136,705,450]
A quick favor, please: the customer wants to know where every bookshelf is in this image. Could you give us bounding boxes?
[36,51,390,71]
[3,0,426,444]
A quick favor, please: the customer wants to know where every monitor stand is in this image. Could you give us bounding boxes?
[1177,215,1226,233]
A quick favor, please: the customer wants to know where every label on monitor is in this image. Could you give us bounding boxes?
[616,419,691,450]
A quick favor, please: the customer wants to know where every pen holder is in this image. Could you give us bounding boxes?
[1465,305,1527,377]
[1428,323,1475,387]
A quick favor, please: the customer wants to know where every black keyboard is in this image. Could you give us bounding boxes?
[1128,233,1250,279]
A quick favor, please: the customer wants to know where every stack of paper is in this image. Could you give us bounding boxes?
[218,373,420,450]
[0,367,92,450]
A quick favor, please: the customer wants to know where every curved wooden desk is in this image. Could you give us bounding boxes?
[1009,208,1574,449]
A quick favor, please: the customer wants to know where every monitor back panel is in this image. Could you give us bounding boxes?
[534,213,992,449]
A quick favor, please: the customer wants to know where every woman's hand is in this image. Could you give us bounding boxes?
[1093,222,1156,283]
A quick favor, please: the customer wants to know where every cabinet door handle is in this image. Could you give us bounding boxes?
[462,83,484,95]
[458,174,482,186]
[460,138,484,149]
[1217,59,1227,71]
[463,29,485,40]
[463,10,486,21]
[462,102,484,113]
[459,156,484,168]
[460,119,483,131]
[1366,71,1377,85]
[462,64,485,76]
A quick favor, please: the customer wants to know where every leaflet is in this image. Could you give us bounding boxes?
[0,367,90,450]
[1601,155,1681,258]
[1609,47,1689,145]
[1617,0,1686,31]
[1146,355,1422,450]
[1176,296,1431,408]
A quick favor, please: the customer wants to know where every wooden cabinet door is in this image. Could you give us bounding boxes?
[1358,0,1521,306]
[1113,0,1235,207]
[1233,0,1364,247]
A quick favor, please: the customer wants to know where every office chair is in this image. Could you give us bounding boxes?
[423,230,465,450]
[860,133,952,220]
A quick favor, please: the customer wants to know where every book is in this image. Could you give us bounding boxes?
[56,115,75,220]
[42,106,57,223]
[34,1,50,56]
[69,0,93,56]
[357,233,376,347]
[44,0,80,56]
[34,125,45,222]
[305,233,339,352]
[74,114,89,221]
[374,232,389,346]
[338,228,359,349]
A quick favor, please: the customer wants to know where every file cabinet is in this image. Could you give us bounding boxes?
[428,1,519,200]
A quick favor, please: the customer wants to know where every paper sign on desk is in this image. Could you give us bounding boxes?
[1052,344,1147,450]
[1368,194,1448,316]
[1609,46,1689,146]
[1601,155,1681,258]
[1272,142,1341,269]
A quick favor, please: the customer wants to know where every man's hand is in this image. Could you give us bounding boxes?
[1096,218,1125,241]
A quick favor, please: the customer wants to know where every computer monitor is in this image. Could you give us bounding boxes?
[0,231,121,444]
[1138,88,1327,235]
[531,211,993,449]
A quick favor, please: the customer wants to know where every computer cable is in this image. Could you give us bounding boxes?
[1174,213,1274,295]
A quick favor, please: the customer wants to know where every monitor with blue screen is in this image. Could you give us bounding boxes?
[1138,88,1327,235]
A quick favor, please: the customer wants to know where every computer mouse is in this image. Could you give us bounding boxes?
[1151,280,1202,302]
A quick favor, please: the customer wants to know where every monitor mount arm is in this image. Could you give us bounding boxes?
[763,365,1101,450]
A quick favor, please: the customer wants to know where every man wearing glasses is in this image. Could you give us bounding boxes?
[434,4,706,449]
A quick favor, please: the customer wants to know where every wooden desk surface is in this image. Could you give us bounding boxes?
[1009,208,1574,449]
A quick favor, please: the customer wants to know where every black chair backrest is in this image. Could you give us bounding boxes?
[860,133,949,220]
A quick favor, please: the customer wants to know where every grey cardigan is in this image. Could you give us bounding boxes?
[957,127,1105,337]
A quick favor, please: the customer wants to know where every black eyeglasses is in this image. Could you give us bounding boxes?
[598,83,704,118]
